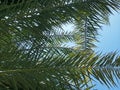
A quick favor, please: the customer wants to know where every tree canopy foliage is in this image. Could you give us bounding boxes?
[0,0,120,90]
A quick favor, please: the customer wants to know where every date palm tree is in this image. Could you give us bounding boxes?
[0,0,120,90]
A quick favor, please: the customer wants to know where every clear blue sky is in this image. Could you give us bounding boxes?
[95,11,120,55]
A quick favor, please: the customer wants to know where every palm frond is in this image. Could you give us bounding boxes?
[0,0,120,90]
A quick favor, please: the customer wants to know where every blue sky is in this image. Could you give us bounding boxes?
[63,11,120,90]
[95,11,120,55]
[63,11,120,53]
[93,11,120,90]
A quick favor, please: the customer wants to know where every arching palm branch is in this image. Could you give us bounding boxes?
[0,0,120,90]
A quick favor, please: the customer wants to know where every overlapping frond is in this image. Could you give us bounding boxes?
[0,0,120,90]
[73,17,99,50]
[0,50,120,89]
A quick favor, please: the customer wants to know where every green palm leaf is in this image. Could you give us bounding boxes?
[0,0,120,90]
